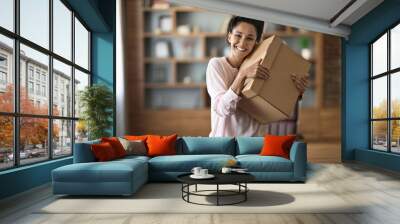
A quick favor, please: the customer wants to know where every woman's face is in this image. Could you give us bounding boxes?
[227,22,258,60]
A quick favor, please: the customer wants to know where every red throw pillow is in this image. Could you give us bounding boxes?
[91,142,117,161]
[146,134,177,157]
[260,135,297,159]
[101,137,127,158]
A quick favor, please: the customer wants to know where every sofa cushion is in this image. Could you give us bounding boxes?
[118,138,147,156]
[125,135,148,141]
[178,137,235,155]
[101,137,127,158]
[260,135,296,159]
[236,155,293,172]
[91,142,118,161]
[147,134,177,157]
[236,137,264,155]
[125,135,149,151]
[115,155,150,163]
[53,158,147,183]
[148,154,235,172]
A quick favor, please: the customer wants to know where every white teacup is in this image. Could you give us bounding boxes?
[221,167,232,174]
[191,167,202,176]
[199,169,208,176]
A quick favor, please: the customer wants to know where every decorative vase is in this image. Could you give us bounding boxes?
[301,48,312,60]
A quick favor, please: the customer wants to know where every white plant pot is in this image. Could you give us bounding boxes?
[301,48,312,60]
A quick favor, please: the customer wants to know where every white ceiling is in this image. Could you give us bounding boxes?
[169,0,384,38]
[225,0,352,23]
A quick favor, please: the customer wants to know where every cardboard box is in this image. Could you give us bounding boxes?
[238,35,310,124]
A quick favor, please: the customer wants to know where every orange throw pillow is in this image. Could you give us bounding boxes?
[101,137,127,158]
[260,135,297,159]
[124,135,148,141]
[146,134,177,157]
[91,142,117,161]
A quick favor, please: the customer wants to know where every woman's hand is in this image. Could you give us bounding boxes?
[239,59,270,80]
[291,73,309,95]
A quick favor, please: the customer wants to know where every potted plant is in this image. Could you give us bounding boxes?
[299,37,312,60]
[79,84,113,140]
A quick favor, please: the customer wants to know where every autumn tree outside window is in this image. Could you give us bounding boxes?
[370,22,400,153]
[0,0,91,170]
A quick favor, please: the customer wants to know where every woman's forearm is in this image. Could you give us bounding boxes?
[230,73,246,95]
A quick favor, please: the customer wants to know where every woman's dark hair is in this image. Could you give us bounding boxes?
[226,16,264,43]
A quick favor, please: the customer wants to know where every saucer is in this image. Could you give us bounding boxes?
[190,174,215,179]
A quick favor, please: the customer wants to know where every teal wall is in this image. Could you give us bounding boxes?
[343,0,400,171]
[0,0,115,200]
[0,158,72,199]
[92,32,115,135]
[91,0,116,135]
[92,32,114,101]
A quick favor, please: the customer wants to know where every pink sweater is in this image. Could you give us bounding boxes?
[206,57,267,137]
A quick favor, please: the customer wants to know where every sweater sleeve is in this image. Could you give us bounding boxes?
[206,58,241,117]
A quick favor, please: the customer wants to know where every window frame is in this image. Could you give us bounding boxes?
[370,20,400,154]
[0,70,7,85]
[0,0,92,171]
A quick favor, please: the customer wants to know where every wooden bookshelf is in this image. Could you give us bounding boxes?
[144,57,210,63]
[142,3,230,110]
[142,6,205,13]
[144,83,207,89]
[143,32,226,38]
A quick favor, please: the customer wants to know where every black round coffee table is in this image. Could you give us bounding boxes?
[177,173,255,206]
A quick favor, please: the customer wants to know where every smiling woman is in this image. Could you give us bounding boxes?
[206,16,308,137]
[206,16,266,137]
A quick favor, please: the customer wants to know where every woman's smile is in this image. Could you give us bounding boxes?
[235,46,247,52]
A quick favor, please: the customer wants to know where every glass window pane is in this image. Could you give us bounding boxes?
[74,69,89,118]
[20,117,49,165]
[0,0,14,31]
[372,77,387,119]
[0,34,14,112]
[372,33,387,76]
[20,0,49,49]
[53,119,72,158]
[53,0,72,60]
[20,44,49,115]
[0,116,14,170]
[75,120,88,143]
[53,59,72,117]
[391,120,400,153]
[372,121,388,151]
[74,18,89,70]
[391,24,400,70]
[391,72,400,118]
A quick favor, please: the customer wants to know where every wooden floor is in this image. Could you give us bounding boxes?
[1,162,400,224]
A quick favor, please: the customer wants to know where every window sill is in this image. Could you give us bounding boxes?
[0,156,72,176]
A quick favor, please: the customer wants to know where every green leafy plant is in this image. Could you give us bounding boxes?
[79,84,113,140]
[299,37,310,49]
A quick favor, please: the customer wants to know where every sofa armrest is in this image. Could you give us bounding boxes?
[289,141,307,181]
[73,140,99,163]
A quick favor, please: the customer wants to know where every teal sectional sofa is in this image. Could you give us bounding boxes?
[52,137,307,196]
